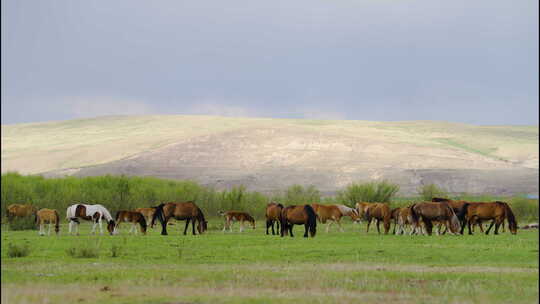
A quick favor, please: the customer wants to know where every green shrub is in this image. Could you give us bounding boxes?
[66,241,100,258]
[336,180,400,205]
[508,197,539,223]
[7,216,37,231]
[7,242,31,258]
[418,184,448,201]
[110,244,123,258]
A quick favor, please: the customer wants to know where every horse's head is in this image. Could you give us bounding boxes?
[349,209,361,223]
[107,220,116,235]
[197,220,208,234]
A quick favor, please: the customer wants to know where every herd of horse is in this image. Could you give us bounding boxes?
[4,197,519,237]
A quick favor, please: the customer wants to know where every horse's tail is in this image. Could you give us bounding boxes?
[457,203,469,222]
[115,211,121,223]
[279,208,288,237]
[152,203,165,227]
[138,213,147,233]
[54,210,60,230]
[500,202,517,232]
[409,204,419,225]
[304,205,317,237]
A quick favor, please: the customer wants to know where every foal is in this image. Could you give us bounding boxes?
[134,207,157,228]
[36,208,60,236]
[265,202,283,235]
[219,211,255,232]
[115,210,147,235]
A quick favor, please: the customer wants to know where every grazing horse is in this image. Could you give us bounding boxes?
[356,202,391,234]
[311,204,359,233]
[134,207,157,228]
[431,198,470,234]
[115,210,147,235]
[336,204,361,223]
[265,202,283,235]
[218,211,255,232]
[66,204,116,235]
[394,205,419,235]
[152,201,208,236]
[410,202,460,236]
[35,208,60,236]
[280,205,317,238]
[461,201,517,235]
[6,204,37,223]
[390,207,401,234]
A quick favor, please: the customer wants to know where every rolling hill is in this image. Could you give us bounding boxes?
[2,115,538,196]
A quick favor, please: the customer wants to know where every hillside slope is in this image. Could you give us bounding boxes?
[2,115,538,195]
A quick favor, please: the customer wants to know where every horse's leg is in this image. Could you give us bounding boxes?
[48,223,52,236]
[266,220,270,235]
[183,219,190,235]
[272,220,276,235]
[240,221,244,233]
[223,219,227,232]
[192,218,196,235]
[91,221,97,234]
[337,219,344,233]
[502,220,506,233]
[494,217,504,235]
[425,220,433,236]
[289,225,294,237]
[366,219,372,233]
[98,218,103,235]
[384,219,390,235]
[304,224,309,237]
[485,219,496,235]
[76,222,80,236]
[376,219,381,234]
[478,221,485,233]
[326,220,332,233]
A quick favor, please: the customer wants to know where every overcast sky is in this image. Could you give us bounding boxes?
[2,1,538,125]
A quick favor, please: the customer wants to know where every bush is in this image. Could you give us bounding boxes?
[110,244,123,258]
[66,241,100,258]
[418,184,448,201]
[7,242,31,258]
[7,216,37,231]
[337,180,400,205]
[508,197,539,223]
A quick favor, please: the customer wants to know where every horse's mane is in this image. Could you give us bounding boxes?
[432,197,451,202]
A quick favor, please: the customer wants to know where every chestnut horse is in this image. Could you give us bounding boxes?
[36,208,60,236]
[134,207,157,228]
[410,202,460,236]
[356,202,391,234]
[311,204,359,233]
[152,202,208,235]
[218,211,255,232]
[280,205,317,238]
[6,204,37,223]
[115,210,147,235]
[431,198,470,234]
[265,202,283,235]
[461,201,517,235]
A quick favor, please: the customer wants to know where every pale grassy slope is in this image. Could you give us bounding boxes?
[1,115,538,175]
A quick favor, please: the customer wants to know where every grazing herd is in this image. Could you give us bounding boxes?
[4,197,522,238]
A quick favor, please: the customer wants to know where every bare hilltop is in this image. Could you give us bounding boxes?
[2,115,538,196]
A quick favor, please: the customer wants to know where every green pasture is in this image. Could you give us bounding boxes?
[2,221,538,304]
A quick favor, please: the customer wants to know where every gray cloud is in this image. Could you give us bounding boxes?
[1,0,538,125]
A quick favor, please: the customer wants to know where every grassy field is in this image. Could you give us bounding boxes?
[2,220,538,304]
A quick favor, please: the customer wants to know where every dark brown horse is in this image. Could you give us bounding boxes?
[461,201,517,235]
[410,202,460,235]
[280,205,317,238]
[152,202,208,235]
[265,202,283,235]
[431,198,469,234]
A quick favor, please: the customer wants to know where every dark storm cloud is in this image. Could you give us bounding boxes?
[1,1,538,124]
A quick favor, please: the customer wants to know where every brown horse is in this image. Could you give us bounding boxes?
[410,202,460,235]
[461,201,517,235]
[311,203,357,233]
[218,211,256,232]
[394,205,419,235]
[36,208,60,236]
[134,207,157,228]
[152,202,208,235]
[115,210,147,235]
[280,205,317,238]
[6,204,37,223]
[265,202,283,235]
[431,198,471,234]
[356,202,391,234]
[390,207,401,234]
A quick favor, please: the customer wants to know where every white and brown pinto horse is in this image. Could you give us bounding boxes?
[66,204,116,235]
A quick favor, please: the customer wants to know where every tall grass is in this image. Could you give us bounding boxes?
[1,172,537,222]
